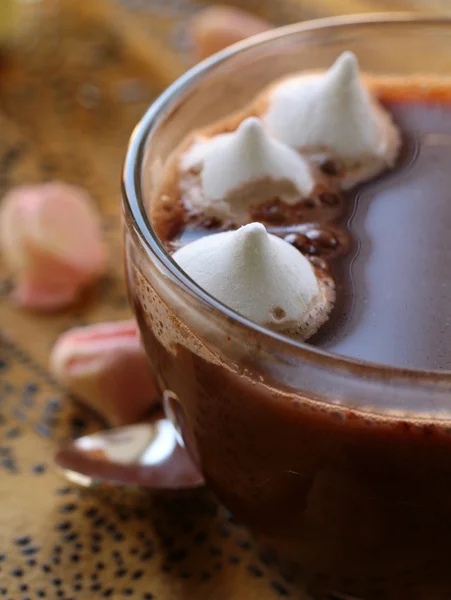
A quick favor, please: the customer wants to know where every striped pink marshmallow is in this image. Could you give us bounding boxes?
[50,320,159,426]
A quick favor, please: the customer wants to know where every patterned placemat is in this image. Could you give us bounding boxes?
[0,1,438,599]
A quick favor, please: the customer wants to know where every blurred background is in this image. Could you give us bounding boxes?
[0,1,449,599]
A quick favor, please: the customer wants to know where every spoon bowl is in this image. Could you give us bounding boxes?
[55,419,205,490]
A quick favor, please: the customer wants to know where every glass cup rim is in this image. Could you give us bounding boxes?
[122,11,451,385]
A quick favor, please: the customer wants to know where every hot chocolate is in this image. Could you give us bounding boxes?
[127,51,451,598]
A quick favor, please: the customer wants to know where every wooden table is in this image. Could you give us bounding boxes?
[0,1,443,599]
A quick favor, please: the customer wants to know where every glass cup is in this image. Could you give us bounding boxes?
[122,14,451,599]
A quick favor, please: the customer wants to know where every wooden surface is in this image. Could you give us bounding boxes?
[0,1,443,599]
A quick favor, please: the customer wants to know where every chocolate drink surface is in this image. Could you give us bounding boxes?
[312,98,451,370]
[168,95,451,370]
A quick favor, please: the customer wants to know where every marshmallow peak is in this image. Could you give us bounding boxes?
[173,222,331,338]
[183,117,314,201]
[264,51,400,169]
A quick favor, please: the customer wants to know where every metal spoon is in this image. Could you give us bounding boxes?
[54,418,205,490]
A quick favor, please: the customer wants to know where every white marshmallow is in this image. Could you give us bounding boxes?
[173,222,331,338]
[181,117,313,217]
[263,52,400,184]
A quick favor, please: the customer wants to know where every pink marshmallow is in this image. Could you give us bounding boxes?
[50,320,160,426]
[0,182,107,310]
